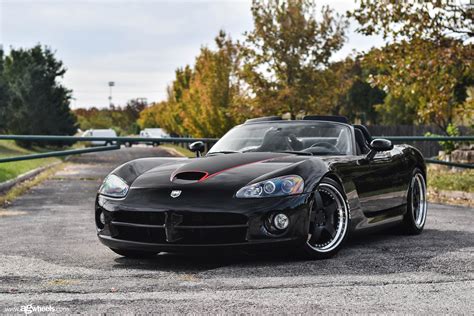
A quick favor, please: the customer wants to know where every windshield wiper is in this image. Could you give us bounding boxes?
[277,151,313,156]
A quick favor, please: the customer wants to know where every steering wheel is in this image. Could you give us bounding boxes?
[310,142,339,152]
[287,134,303,151]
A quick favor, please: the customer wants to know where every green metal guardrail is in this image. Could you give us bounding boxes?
[378,136,474,169]
[377,136,473,142]
[0,135,218,164]
[0,135,218,143]
[0,134,472,168]
[0,145,121,163]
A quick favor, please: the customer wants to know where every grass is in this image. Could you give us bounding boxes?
[0,140,61,183]
[0,163,65,207]
[161,144,194,158]
[427,167,474,193]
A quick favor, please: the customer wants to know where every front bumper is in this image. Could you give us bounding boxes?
[96,193,311,253]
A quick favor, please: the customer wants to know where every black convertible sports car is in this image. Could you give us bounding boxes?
[95,116,427,259]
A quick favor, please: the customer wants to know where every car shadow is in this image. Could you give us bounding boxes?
[112,228,474,277]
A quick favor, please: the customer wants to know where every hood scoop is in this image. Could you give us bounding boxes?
[172,171,208,183]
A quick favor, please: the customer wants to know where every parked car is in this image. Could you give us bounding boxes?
[139,128,170,146]
[95,116,427,259]
[82,129,117,146]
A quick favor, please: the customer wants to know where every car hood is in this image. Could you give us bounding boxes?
[111,152,331,211]
[130,152,309,191]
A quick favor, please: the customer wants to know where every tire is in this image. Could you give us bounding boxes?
[300,178,350,259]
[125,142,132,148]
[110,248,158,258]
[401,168,427,235]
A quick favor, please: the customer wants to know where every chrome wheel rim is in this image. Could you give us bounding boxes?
[307,183,349,253]
[412,173,427,229]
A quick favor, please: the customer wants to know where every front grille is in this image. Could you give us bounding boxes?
[113,226,247,244]
[180,212,248,226]
[113,211,165,225]
[114,225,167,243]
[109,210,249,245]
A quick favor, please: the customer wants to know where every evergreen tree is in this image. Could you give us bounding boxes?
[3,45,77,145]
[0,49,10,133]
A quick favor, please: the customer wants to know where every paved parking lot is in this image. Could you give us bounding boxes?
[0,148,473,313]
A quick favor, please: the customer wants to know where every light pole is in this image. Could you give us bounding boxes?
[108,81,115,107]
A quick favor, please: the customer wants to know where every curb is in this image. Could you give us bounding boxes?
[0,162,62,193]
[431,189,474,201]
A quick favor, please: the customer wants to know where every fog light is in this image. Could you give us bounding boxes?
[273,213,289,230]
[99,211,105,225]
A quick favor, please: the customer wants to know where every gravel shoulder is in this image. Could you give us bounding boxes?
[0,147,472,314]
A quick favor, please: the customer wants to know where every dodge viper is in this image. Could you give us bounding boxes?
[95,116,427,259]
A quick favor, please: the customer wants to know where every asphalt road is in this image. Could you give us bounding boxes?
[0,147,473,314]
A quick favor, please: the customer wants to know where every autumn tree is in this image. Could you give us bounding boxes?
[179,31,245,137]
[240,0,348,118]
[75,98,147,135]
[325,57,385,124]
[350,0,473,42]
[146,32,247,138]
[349,0,474,130]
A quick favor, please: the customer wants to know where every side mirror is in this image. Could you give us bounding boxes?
[366,138,393,160]
[189,141,205,157]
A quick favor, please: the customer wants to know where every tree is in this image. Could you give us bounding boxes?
[141,67,194,136]
[240,0,348,118]
[374,93,418,126]
[75,99,148,135]
[148,31,248,138]
[322,57,385,124]
[0,49,10,133]
[137,104,160,129]
[349,0,474,131]
[180,31,244,137]
[349,0,473,43]
[3,45,77,144]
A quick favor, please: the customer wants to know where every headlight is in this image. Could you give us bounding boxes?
[236,175,304,198]
[99,174,129,198]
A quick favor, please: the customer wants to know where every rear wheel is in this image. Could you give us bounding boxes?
[401,169,427,234]
[301,178,350,259]
[110,248,158,258]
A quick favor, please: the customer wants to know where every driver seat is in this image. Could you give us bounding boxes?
[353,125,372,155]
[258,128,289,151]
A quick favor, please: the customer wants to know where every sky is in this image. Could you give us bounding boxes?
[0,0,385,109]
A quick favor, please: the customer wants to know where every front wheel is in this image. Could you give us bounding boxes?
[110,248,158,258]
[401,169,427,234]
[300,178,350,259]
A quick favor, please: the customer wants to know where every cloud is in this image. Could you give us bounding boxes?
[0,0,383,109]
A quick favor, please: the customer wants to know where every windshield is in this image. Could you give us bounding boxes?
[209,122,353,156]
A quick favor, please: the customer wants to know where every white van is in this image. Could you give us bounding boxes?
[139,128,169,146]
[82,129,117,146]
[139,128,169,138]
